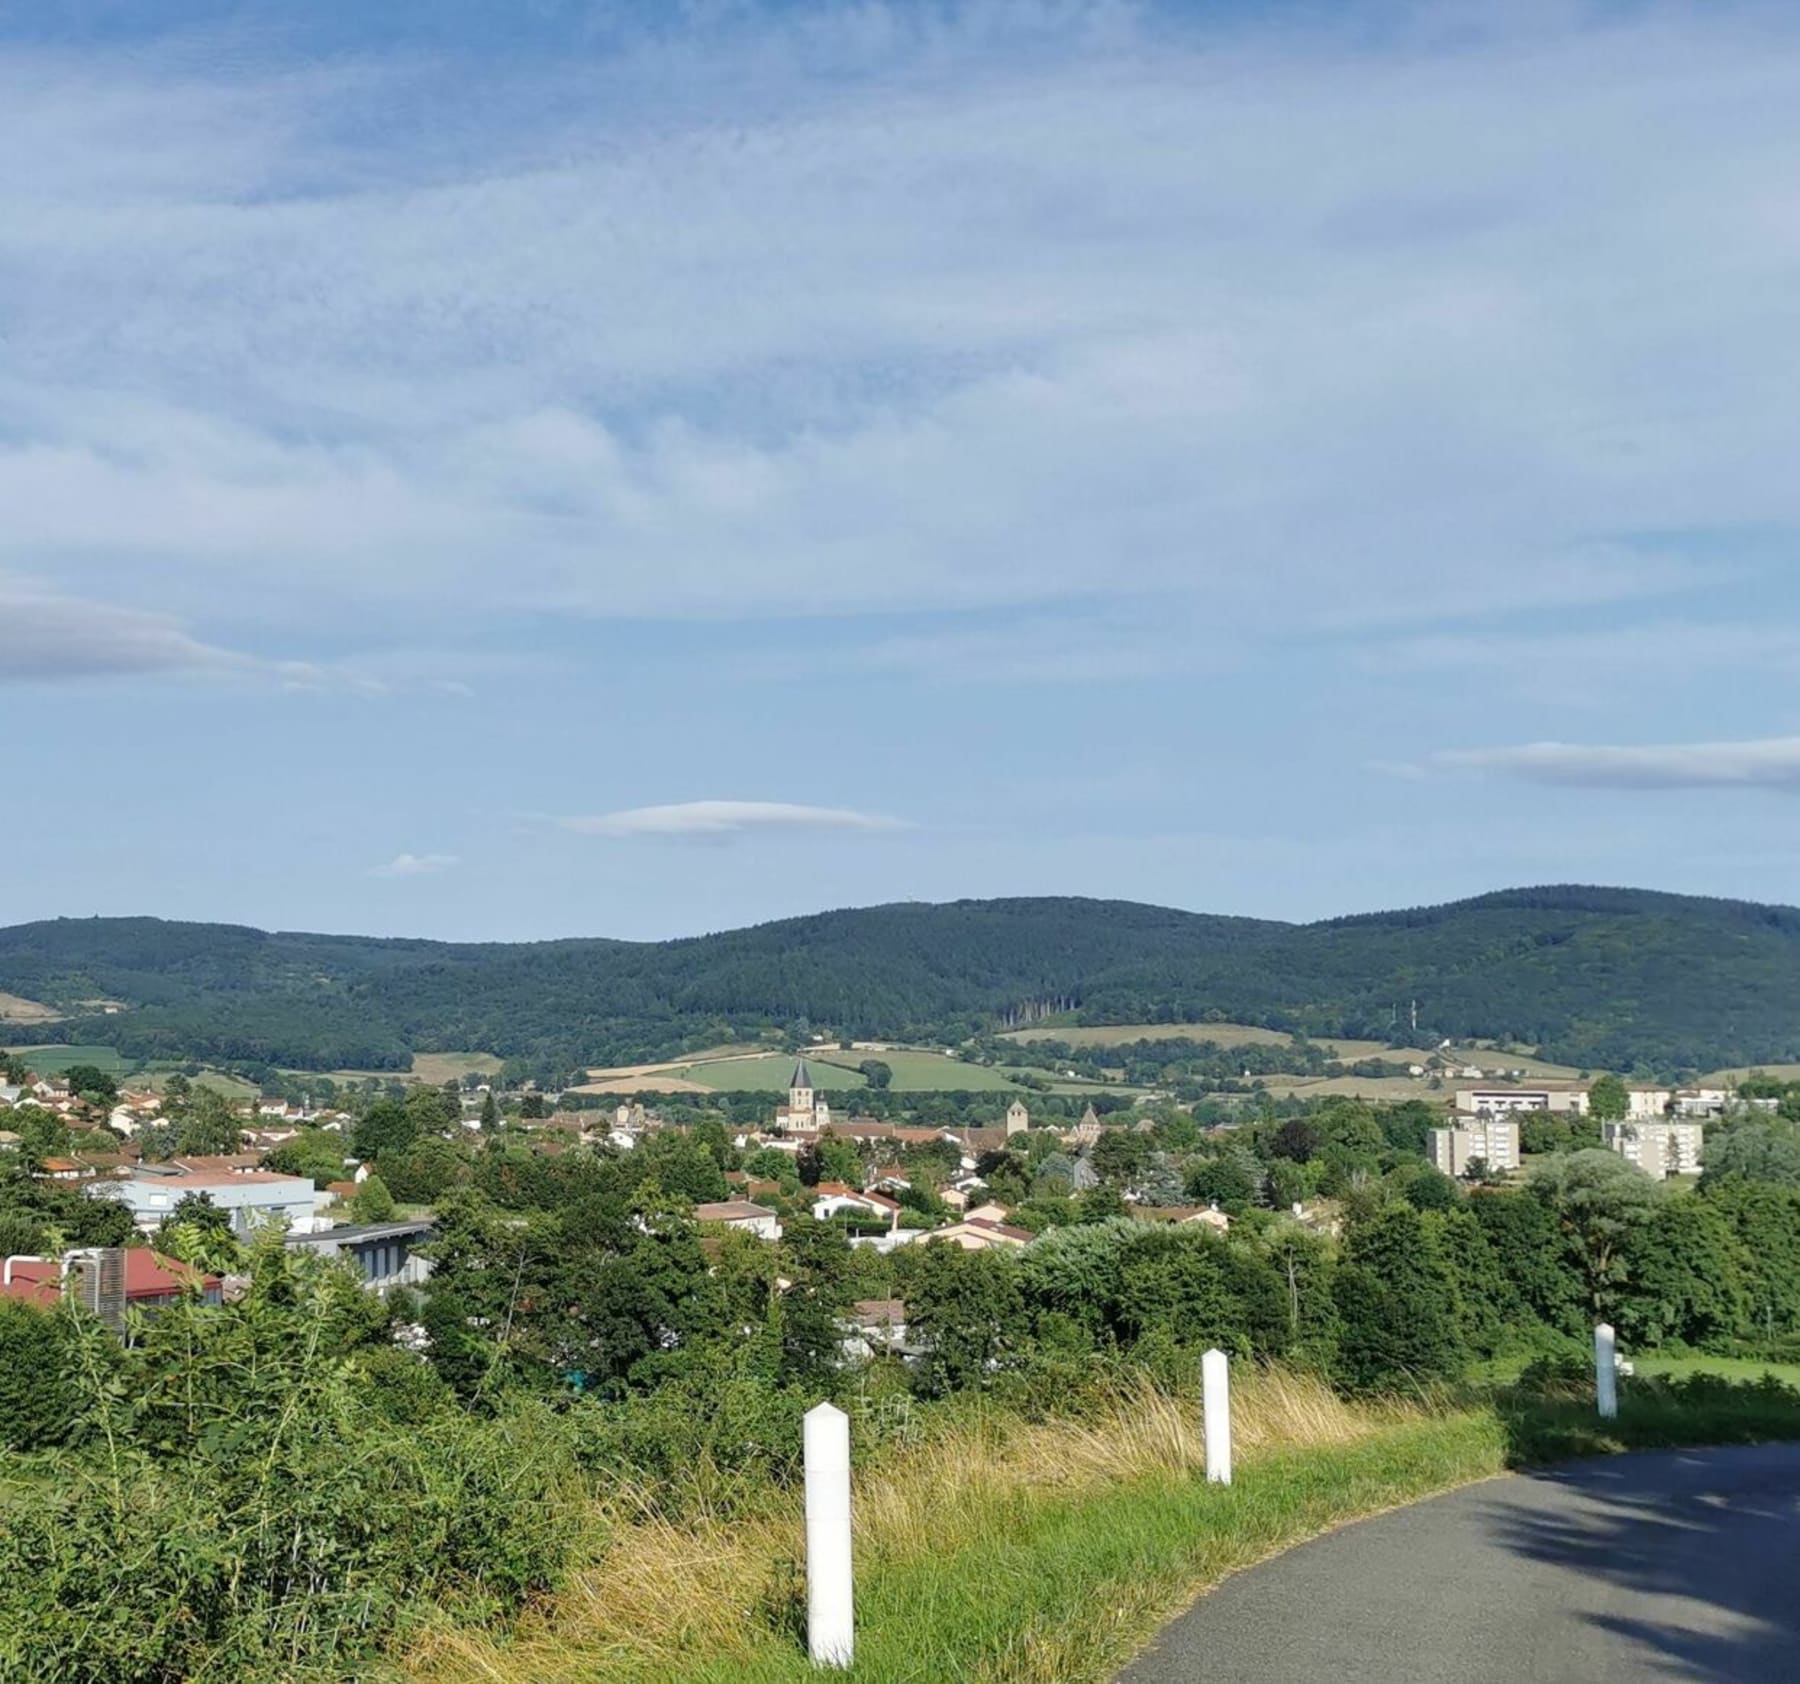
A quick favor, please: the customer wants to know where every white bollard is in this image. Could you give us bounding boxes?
[804,1401,854,1668]
[1202,1347,1232,1485]
[1595,1322,1618,1420]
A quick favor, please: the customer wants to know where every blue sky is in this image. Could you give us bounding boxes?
[4,0,1799,941]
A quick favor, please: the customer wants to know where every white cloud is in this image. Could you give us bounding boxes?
[0,583,250,682]
[2,6,1797,648]
[1435,736,1800,791]
[564,801,905,839]
[372,851,461,877]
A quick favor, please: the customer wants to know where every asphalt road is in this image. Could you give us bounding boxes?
[1119,1444,1800,1683]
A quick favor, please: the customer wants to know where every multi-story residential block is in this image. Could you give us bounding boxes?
[1428,1118,1521,1177]
[1602,1119,1704,1181]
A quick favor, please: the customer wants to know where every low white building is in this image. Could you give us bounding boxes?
[1428,1118,1522,1177]
[1603,1119,1704,1181]
[1627,1087,1674,1120]
[88,1166,319,1234]
[1453,1086,1589,1117]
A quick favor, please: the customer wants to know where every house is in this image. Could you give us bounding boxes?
[939,1184,970,1212]
[1674,1088,1730,1117]
[963,1201,1012,1226]
[841,1298,917,1362]
[811,1183,901,1231]
[923,1217,1034,1251]
[955,1125,1012,1159]
[285,1219,436,1293]
[1626,1087,1675,1120]
[1,1248,222,1315]
[1428,1118,1521,1177]
[88,1165,320,1234]
[35,1157,92,1181]
[773,1060,831,1136]
[1603,1119,1703,1182]
[1133,1204,1233,1232]
[692,1199,782,1240]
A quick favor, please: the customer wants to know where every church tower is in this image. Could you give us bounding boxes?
[788,1057,815,1120]
[1006,1099,1029,1136]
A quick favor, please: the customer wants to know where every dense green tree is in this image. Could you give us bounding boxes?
[0,1301,87,1450]
[1588,1074,1630,1123]
[176,1087,244,1156]
[263,1127,347,1188]
[157,1192,241,1274]
[1333,1204,1467,1390]
[62,1065,118,1106]
[1468,1189,1583,1336]
[1616,1196,1751,1350]
[902,1242,1024,1396]
[351,1173,397,1223]
[354,1098,417,1163]
[1701,1118,1800,1187]
[1527,1150,1662,1318]
[858,1059,893,1090]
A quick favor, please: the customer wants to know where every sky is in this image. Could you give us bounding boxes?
[3,0,1799,941]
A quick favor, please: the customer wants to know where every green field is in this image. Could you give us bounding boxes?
[1001,1022,1295,1049]
[657,1045,1110,1094]
[0,1043,132,1077]
[139,1067,262,1100]
[1632,1355,1800,1387]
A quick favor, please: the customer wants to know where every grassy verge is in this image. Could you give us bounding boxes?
[406,1369,1800,1684]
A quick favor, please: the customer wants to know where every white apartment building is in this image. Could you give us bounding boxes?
[1428,1118,1521,1177]
[1602,1119,1704,1182]
[1453,1086,1589,1118]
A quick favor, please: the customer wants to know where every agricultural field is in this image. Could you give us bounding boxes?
[1001,1022,1295,1050]
[0,1043,132,1077]
[1700,1064,1800,1088]
[594,1044,1122,1095]
[410,1051,504,1085]
[0,991,59,1024]
[139,1067,262,1100]
[1257,1074,1447,1102]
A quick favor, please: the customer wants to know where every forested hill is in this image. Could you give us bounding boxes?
[1,885,1797,1076]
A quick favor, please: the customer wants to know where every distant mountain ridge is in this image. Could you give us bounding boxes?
[0,885,1795,1076]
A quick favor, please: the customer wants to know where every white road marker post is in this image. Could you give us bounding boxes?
[1202,1347,1232,1486]
[1595,1322,1618,1420]
[804,1401,854,1668]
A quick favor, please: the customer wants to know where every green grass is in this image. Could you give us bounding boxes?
[0,1044,131,1077]
[660,1418,1510,1684]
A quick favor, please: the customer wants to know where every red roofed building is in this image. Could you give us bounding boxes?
[0,1249,222,1313]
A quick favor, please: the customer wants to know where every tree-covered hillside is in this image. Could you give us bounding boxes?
[0,886,1795,1075]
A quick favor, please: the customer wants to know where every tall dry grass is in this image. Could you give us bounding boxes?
[406,1367,1433,1684]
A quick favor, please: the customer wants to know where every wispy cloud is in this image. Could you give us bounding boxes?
[1434,737,1800,792]
[564,801,905,839]
[372,851,461,877]
[0,584,250,682]
[3,6,1797,650]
